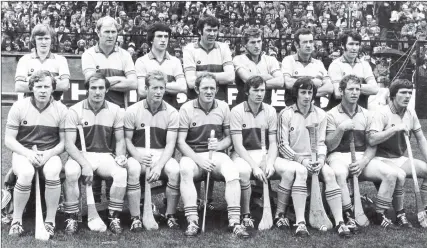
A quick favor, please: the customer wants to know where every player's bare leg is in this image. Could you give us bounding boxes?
[9,154,35,236]
[291,162,309,236]
[63,159,82,234]
[274,158,295,230]
[42,156,62,236]
[126,157,143,232]
[163,159,181,229]
[319,164,349,236]
[235,157,254,229]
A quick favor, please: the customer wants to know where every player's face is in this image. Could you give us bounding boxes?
[152,31,169,51]
[196,78,218,103]
[246,36,262,56]
[146,79,165,103]
[247,83,266,104]
[98,22,118,47]
[33,77,53,104]
[297,34,314,56]
[344,37,360,59]
[394,88,412,108]
[35,34,52,53]
[200,24,218,46]
[341,81,361,104]
[296,88,313,107]
[87,79,107,103]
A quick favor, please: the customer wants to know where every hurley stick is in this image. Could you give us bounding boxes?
[202,129,215,233]
[258,126,273,230]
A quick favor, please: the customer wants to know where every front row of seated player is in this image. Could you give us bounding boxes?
[6,70,427,239]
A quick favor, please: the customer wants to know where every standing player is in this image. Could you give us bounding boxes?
[63,73,128,234]
[178,73,249,238]
[124,70,181,231]
[134,23,187,109]
[183,15,235,102]
[15,24,70,100]
[281,28,333,107]
[277,77,350,237]
[6,71,67,237]
[369,79,427,228]
[81,16,137,108]
[231,76,294,230]
[326,75,401,231]
[326,31,379,110]
[233,28,284,105]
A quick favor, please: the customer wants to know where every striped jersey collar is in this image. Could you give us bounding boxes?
[94,45,119,55]
[30,96,53,112]
[193,98,218,110]
[83,99,108,110]
[147,51,171,60]
[245,52,266,64]
[244,101,264,115]
[293,53,313,63]
[339,55,361,64]
[30,51,55,59]
[337,103,362,118]
[194,41,219,52]
[143,99,167,114]
[389,101,406,116]
[290,103,314,113]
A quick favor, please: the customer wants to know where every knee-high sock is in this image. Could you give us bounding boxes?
[325,188,344,225]
[375,195,392,214]
[44,179,61,224]
[291,185,307,224]
[392,188,404,212]
[240,182,251,215]
[276,185,291,217]
[126,183,141,217]
[12,183,31,223]
[166,182,180,216]
[184,206,198,223]
[420,181,427,208]
[181,174,198,223]
[225,179,241,225]
[228,206,241,226]
[108,183,126,212]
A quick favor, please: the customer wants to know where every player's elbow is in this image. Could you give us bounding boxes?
[177,81,188,93]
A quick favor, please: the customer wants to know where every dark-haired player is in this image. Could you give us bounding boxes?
[6,70,67,237]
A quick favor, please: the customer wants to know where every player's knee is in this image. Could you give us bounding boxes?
[382,169,398,185]
[396,169,407,184]
[17,166,35,184]
[64,160,81,182]
[179,157,195,179]
[43,158,62,180]
[222,163,240,182]
[112,166,127,187]
[238,164,251,183]
[165,159,180,182]
[333,168,348,183]
[126,158,141,181]
[322,168,336,184]
[295,165,308,181]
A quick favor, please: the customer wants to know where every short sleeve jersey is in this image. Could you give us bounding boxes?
[179,99,230,153]
[134,52,185,109]
[15,52,70,100]
[123,100,178,149]
[326,104,371,153]
[230,101,277,150]
[326,56,375,110]
[233,53,281,104]
[64,99,124,153]
[81,45,136,108]
[369,102,422,158]
[6,97,67,150]
[277,104,328,159]
[281,54,329,107]
[183,41,233,101]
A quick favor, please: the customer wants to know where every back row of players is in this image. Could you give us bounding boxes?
[6,15,427,238]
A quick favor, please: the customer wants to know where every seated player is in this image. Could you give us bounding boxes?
[277,77,350,237]
[369,79,427,228]
[125,70,181,231]
[326,75,401,231]
[178,73,250,238]
[63,73,128,234]
[6,70,67,237]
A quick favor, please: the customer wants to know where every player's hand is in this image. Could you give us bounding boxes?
[208,137,218,151]
[265,164,275,179]
[81,165,93,185]
[136,151,153,168]
[196,157,215,172]
[312,78,323,87]
[339,119,355,131]
[252,167,267,184]
[394,124,409,136]
[349,161,362,176]
[26,150,42,168]
[308,160,322,174]
[115,155,128,168]
[147,163,162,183]
[37,150,53,166]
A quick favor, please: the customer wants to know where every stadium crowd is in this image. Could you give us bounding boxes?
[2,1,427,61]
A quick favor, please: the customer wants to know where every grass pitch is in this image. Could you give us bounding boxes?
[1,106,426,248]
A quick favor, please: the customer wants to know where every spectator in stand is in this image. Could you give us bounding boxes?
[398,4,414,22]
[75,39,86,55]
[401,19,418,40]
